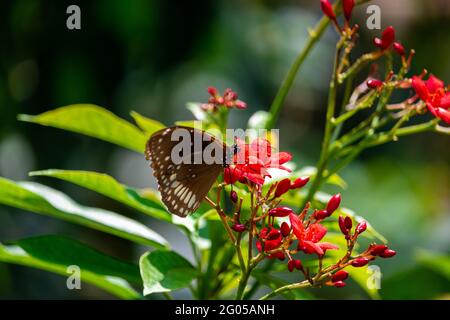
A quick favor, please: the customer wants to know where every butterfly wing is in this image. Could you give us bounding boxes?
[145,126,225,217]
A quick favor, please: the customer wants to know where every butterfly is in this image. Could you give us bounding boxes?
[145,126,233,217]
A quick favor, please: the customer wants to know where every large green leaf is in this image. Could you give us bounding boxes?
[416,250,450,281]
[30,170,171,222]
[130,111,165,135]
[0,235,141,299]
[0,177,169,249]
[18,104,147,153]
[139,250,197,295]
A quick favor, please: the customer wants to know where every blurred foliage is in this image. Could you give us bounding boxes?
[0,0,449,299]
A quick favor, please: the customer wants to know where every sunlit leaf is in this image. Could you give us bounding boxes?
[30,170,171,222]
[18,104,147,153]
[130,111,165,135]
[0,177,169,248]
[0,235,141,299]
[139,250,197,295]
[416,249,450,281]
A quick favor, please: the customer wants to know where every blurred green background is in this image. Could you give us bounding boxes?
[0,0,449,299]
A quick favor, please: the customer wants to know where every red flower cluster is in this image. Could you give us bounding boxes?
[373,26,405,56]
[412,74,450,124]
[201,87,247,111]
[224,138,292,185]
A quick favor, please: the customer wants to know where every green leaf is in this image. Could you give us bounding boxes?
[139,250,197,295]
[0,177,169,248]
[30,170,171,222]
[416,250,450,281]
[186,103,207,121]
[18,104,147,153]
[130,111,165,135]
[0,235,141,299]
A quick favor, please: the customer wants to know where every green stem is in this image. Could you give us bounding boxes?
[259,280,312,300]
[265,10,334,129]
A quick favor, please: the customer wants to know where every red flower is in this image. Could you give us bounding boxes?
[373,26,395,50]
[412,74,450,124]
[203,87,247,110]
[289,213,338,256]
[226,138,292,185]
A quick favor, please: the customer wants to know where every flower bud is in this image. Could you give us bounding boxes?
[314,209,329,220]
[381,26,395,49]
[291,176,309,189]
[338,216,349,235]
[333,281,346,288]
[231,224,246,233]
[269,251,285,260]
[256,240,262,252]
[356,221,367,234]
[268,206,294,217]
[351,257,370,267]
[393,42,405,56]
[275,178,291,198]
[264,238,282,251]
[326,193,341,214]
[373,37,383,48]
[367,79,384,89]
[344,216,353,230]
[287,260,295,272]
[207,86,219,97]
[235,100,247,109]
[266,228,281,240]
[294,259,302,270]
[332,270,349,282]
[379,249,396,258]
[320,0,336,21]
[343,0,355,21]
[280,222,291,237]
[368,244,388,256]
[230,190,238,203]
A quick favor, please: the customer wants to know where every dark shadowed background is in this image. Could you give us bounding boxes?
[0,0,449,299]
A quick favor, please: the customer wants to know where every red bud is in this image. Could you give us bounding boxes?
[269,251,285,260]
[266,228,281,240]
[207,86,218,97]
[291,176,309,189]
[294,259,302,270]
[314,209,329,220]
[369,244,388,256]
[367,79,384,89]
[373,37,383,48]
[381,26,395,49]
[275,178,291,198]
[268,206,294,217]
[231,224,246,233]
[320,0,336,21]
[264,238,282,251]
[379,249,396,258]
[351,257,370,267]
[288,260,295,272]
[393,42,405,56]
[343,0,355,21]
[280,222,291,237]
[334,281,346,288]
[356,221,367,234]
[338,216,349,235]
[332,270,349,282]
[230,190,238,203]
[326,193,341,214]
[235,100,247,109]
[344,216,353,230]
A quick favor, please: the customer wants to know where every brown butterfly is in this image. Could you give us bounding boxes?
[145,126,231,217]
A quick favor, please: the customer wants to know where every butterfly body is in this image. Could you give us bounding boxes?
[146,126,228,217]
